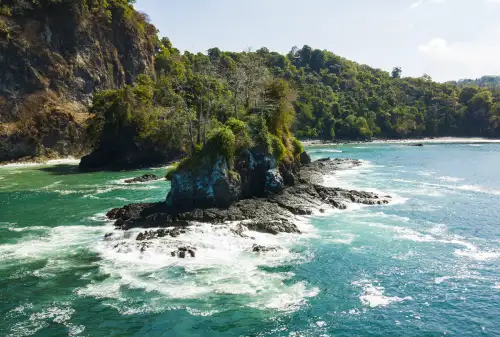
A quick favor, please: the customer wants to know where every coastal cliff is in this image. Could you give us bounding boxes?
[0,0,156,162]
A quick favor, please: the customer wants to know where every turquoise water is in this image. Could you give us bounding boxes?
[1,143,500,336]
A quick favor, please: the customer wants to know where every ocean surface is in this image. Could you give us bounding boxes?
[1,142,500,336]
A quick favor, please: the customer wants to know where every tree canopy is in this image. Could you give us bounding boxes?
[87,40,500,166]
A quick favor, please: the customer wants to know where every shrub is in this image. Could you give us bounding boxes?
[205,126,236,164]
[292,137,304,155]
[270,134,286,161]
[0,6,12,17]
[165,161,179,180]
[225,118,253,152]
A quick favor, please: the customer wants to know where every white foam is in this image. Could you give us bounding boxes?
[417,171,434,177]
[324,231,357,245]
[366,221,499,261]
[111,177,166,185]
[434,274,487,285]
[52,189,80,196]
[0,225,108,262]
[308,149,343,154]
[88,213,113,223]
[494,283,500,290]
[370,137,500,145]
[352,280,412,308]
[7,226,49,233]
[8,304,83,337]
[78,221,318,314]
[351,211,410,223]
[454,248,500,261]
[393,179,500,196]
[438,176,464,183]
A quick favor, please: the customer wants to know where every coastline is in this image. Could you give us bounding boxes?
[0,157,81,168]
[2,137,498,168]
[301,137,500,147]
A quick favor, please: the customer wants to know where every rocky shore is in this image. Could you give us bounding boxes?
[105,157,391,256]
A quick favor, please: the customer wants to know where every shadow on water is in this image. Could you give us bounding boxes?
[38,164,84,175]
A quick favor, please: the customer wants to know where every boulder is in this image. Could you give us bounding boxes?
[252,244,281,253]
[125,174,160,184]
[300,152,312,165]
[171,246,196,258]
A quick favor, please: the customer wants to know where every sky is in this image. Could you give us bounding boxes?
[135,0,500,82]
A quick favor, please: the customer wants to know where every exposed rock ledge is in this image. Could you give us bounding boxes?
[106,158,391,239]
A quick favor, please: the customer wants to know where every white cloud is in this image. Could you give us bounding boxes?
[410,0,423,9]
[417,36,500,80]
[410,0,445,9]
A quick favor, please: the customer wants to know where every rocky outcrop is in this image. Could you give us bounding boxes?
[165,146,294,212]
[106,158,391,233]
[125,174,160,184]
[0,0,157,162]
[166,156,242,212]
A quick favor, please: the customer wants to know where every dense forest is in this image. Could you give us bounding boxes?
[85,37,500,168]
[1,0,500,166]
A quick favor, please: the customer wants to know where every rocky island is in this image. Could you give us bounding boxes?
[105,152,390,256]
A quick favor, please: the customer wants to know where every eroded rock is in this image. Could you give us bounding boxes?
[252,244,281,253]
[125,174,160,184]
[171,246,196,258]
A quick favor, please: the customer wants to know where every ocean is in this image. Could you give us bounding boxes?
[1,142,499,336]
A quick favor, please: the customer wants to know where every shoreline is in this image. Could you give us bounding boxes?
[0,157,81,168]
[301,137,500,147]
[2,137,499,168]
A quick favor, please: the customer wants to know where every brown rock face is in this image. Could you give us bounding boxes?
[0,0,157,161]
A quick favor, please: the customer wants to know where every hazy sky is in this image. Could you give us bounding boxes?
[135,0,500,82]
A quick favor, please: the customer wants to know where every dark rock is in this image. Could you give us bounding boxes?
[169,228,181,238]
[264,169,284,195]
[300,152,312,165]
[166,155,241,212]
[252,244,281,253]
[409,143,424,147]
[245,219,301,235]
[171,246,196,258]
[124,174,160,184]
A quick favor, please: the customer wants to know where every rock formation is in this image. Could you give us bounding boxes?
[0,0,157,162]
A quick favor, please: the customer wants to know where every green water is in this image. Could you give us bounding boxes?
[1,143,500,336]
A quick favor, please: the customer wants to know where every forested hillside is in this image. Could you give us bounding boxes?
[451,76,500,90]
[83,37,500,169]
[1,1,499,165]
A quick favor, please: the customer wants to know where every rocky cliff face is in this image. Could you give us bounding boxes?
[166,147,306,212]
[0,0,157,162]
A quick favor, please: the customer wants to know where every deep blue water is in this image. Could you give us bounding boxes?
[1,142,500,336]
